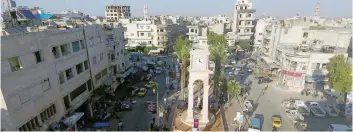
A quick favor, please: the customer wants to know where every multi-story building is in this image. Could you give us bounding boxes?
[105,5,131,21]
[253,16,275,52]
[121,6,188,53]
[1,24,108,131]
[257,17,352,90]
[232,0,256,41]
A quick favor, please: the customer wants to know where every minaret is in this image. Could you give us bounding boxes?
[232,2,238,35]
[314,3,320,21]
[143,5,148,21]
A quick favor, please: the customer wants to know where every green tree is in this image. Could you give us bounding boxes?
[327,55,352,101]
[174,36,191,100]
[237,41,251,51]
[207,32,228,98]
[227,80,241,101]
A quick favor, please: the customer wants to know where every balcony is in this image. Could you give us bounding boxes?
[239,17,256,21]
[137,28,152,32]
[238,32,254,36]
[66,91,90,114]
[238,9,256,13]
[238,24,254,28]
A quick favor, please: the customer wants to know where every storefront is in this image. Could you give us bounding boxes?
[279,70,305,91]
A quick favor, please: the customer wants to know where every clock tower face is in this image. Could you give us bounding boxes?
[196,57,203,65]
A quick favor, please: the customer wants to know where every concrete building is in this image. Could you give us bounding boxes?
[257,17,352,90]
[253,16,275,52]
[1,24,108,131]
[105,5,131,21]
[232,0,256,41]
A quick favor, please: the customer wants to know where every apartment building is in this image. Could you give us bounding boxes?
[253,16,275,52]
[232,0,256,40]
[105,5,131,21]
[257,17,352,90]
[1,24,108,131]
[187,25,209,49]
[101,22,131,86]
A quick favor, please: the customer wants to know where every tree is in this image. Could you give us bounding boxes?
[173,36,191,100]
[327,55,352,101]
[237,41,251,51]
[207,32,228,98]
[227,80,241,102]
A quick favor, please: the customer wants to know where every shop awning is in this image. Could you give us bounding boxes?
[93,122,109,128]
[62,112,84,126]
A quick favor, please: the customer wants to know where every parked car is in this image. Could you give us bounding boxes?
[137,88,147,97]
[154,67,162,74]
[323,104,340,117]
[271,115,282,128]
[294,100,311,116]
[307,101,326,117]
[120,103,133,111]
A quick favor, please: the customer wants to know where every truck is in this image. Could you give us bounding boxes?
[248,117,261,132]
[307,101,326,117]
[294,100,311,116]
[323,104,340,117]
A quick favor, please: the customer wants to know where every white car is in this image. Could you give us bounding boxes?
[154,67,162,74]
[307,101,326,117]
[235,67,241,71]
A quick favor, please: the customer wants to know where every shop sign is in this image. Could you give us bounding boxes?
[282,70,303,77]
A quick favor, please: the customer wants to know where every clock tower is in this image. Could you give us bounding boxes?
[185,47,212,124]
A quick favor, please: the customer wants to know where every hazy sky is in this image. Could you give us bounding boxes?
[13,0,352,17]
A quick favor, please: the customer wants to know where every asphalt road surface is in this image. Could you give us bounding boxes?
[120,57,171,131]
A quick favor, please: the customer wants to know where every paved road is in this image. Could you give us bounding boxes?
[118,56,173,131]
[224,57,348,131]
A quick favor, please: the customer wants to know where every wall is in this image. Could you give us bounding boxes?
[209,23,225,35]
[0,24,107,130]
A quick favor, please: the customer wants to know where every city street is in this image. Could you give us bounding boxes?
[224,55,348,131]
[118,56,172,131]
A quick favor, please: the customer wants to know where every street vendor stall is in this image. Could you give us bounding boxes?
[62,112,85,131]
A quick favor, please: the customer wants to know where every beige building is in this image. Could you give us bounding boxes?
[257,17,352,90]
[105,5,131,21]
[232,0,256,41]
[1,25,109,131]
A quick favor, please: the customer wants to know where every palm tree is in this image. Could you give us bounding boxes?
[207,32,228,98]
[174,36,191,100]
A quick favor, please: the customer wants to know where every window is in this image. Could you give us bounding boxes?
[93,56,97,64]
[322,63,327,69]
[259,33,262,35]
[19,91,30,104]
[190,36,194,39]
[247,14,252,17]
[8,56,22,71]
[101,68,107,77]
[95,72,102,81]
[302,41,307,44]
[70,83,87,101]
[303,32,308,38]
[59,72,65,84]
[148,41,152,44]
[79,40,85,49]
[131,33,134,36]
[122,63,125,68]
[65,68,74,80]
[18,117,40,131]
[72,41,80,52]
[100,53,104,61]
[40,104,56,122]
[34,51,43,63]
[140,26,144,29]
[195,29,198,33]
[202,41,206,43]
[258,40,262,42]
[239,14,242,18]
[160,29,164,32]
[52,47,60,59]
[247,21,251,25]
[76,63,84,74]
[84,60,89,70]
[63,95,70,109]
[140,33,144,36]
[148,33,151,37]
[60,44,70,56]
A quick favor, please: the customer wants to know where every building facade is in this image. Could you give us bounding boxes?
[1,25,108,131]
[257,17,352,90]
[232,0,256,41]
[105,5,131,21]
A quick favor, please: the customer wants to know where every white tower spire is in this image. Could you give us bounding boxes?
[143,5,148,21]
[314,3,320,21]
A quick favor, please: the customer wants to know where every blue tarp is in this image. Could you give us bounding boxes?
[93,122,109,128]
[251,118,261,129]
[34,13,53,20]
[18,10,37,19]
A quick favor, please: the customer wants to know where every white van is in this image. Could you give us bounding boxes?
[328,124,352,131]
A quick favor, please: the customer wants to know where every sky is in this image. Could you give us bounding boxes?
[11,0,352,17]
